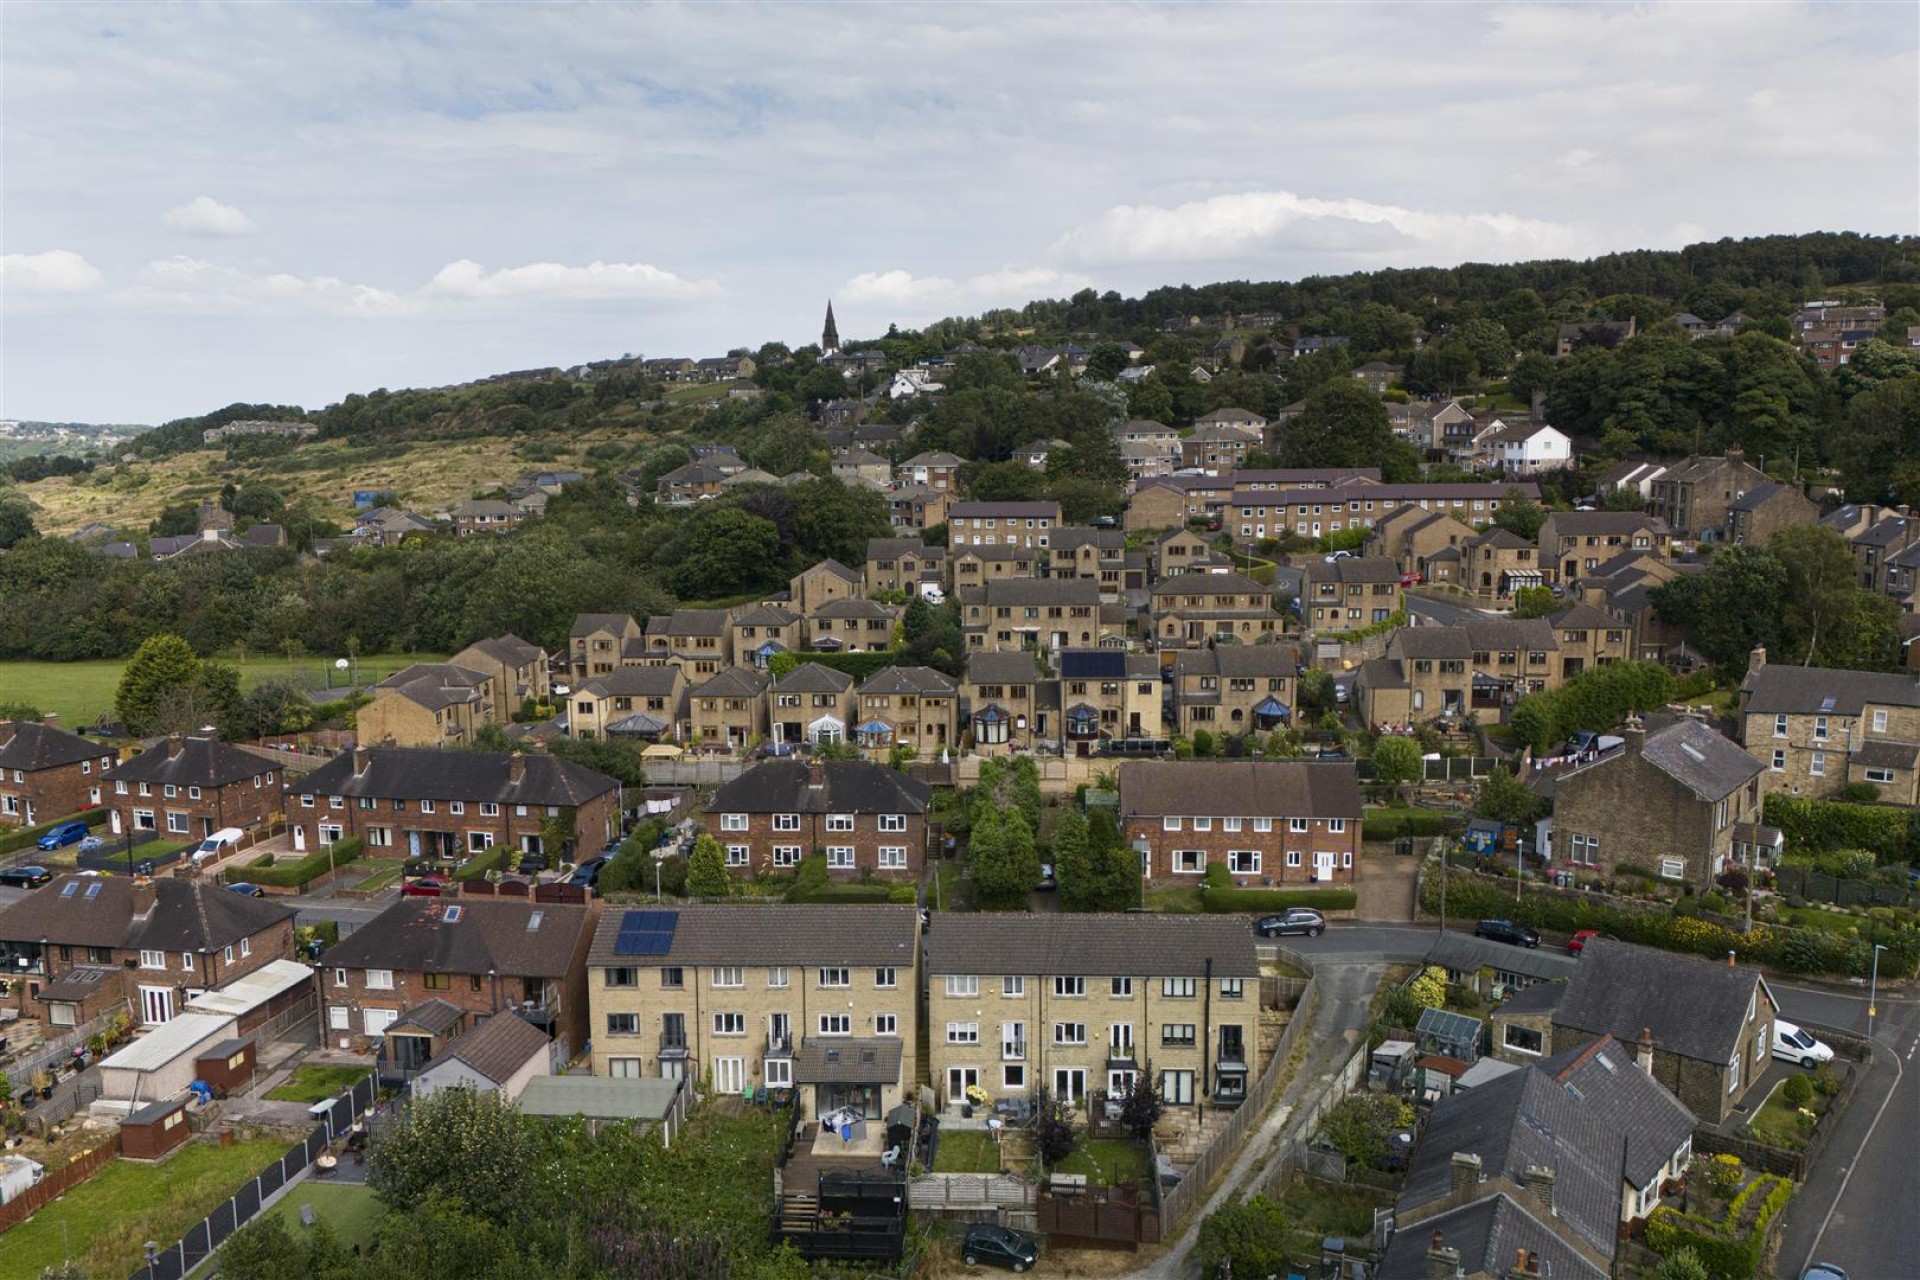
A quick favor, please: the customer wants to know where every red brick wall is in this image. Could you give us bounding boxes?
[1123,817,1362,886]
[112,775,279,841]
[0,755,115,828]
[704,811,929,879]
[288,787,621,859]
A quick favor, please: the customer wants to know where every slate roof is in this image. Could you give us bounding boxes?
[925,913,1257,979]
[1851,738,1920,769]
[733,604,801,627]
[295,747,618,807]
[1375,1195,1606,1280]
[709,759,929,816]
[113,737,274,789]
[1637,720,1764,798]
[322,897,593,978]
[1740,664,1920,715]
[1171,646,1298,678]
[388,998,467,1037]
[1496,980,1566,1016]
[587,904,918,967]
[434,1010,551,1084]
[813,598,897,620]
[1427,932,1575,984]
[690,668,770,699]
[803,558,863,584]
[1390,628,1473,660]
[860,666,957,696]
[1548,604,1618,630]
[795,1038,902,1085]
[965,652,1042,685]
[1541,511,1665,536]
[977,579,1100,607]
[462,634,544,667]
[0,875,294,950]
[948,501,1060,520]
[579,667,682,698]
[1149,572,1268,598]
[0,720,107,772]
[954,544,1039,563]
[375,662,491,712]
[651,609,732,637]
[866,537,943,562]
[1116,760,1361,820]
[1554,939,1770,1065]
[1304,556,1401,586]
[571,613,638,638]
[1469,527,1534,551]
[772,664,855,694]
[1355,657,1408,690]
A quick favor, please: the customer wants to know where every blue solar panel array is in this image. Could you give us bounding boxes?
[613,909,679,956]
[1060,650,1126,679]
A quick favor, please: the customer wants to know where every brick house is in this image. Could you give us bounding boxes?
[1180,422,1261,474]
[924,914,1260,1110]
[1370,506,1476,583]
[569,613,645,684]
[1232,482,1535,542]
[1047,527,1127,598]
[319,893,597,1056]
[962,651,1043,755]
[856,666,959,755]
[569,666,685,741]
[706,760,932,878]
[946,501,1062,551]
[0,719,116,827]
[687,667,770,751]
[1549,720,1764,890]
[1169,646,1297,740]
[1550,939,1777,1124]
[1149,571,1281,649]
[0,875,296,1026]
[357,662,498,747]
[109,736,281,842]
[900,451,964,490]
[863,537,946,598]
[1544,604,1633,680]
[287,747,622,861]
[1737,653,1920,802]
[768,663,858,747]
[586,904,920,1121]
[1117,760,1363,885]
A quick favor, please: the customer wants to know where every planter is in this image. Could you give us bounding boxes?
[20,1094,35,1109]
[38,1087,51,1100]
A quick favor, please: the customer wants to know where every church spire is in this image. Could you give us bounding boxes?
[822,300,840,355]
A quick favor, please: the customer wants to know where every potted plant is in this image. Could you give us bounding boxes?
[32,1070,52,1100]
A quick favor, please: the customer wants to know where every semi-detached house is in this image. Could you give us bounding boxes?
[1117,760,1363,886]
[109,735,280,842]
[0,718,116,827]
[705,760,931,879]
[1737,651,1920,803]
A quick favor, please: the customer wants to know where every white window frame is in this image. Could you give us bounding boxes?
[366,969,394,990]
[1227,849,1260,874]
[1002,976,1025,997]
[819,1013,852,1036]
[720,813,749,832]
[946,974,980,997]
[946,1021,980,1044]
[1659,858,1687,881]
[818,967,850,988]
[826,846,855,868]
[712,966,744,988]
[875,1013,898,1036]
[1053,976,1085,998]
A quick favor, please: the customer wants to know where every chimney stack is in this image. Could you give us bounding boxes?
[1621,714,1646,754]
[0,721,15,749]
[1637,1027,1656,1076]
[508,751,526,785]
[1426,1231,1461,1280]
[1449,1150,1483,1197]
[353,747,370,777]
[1507,1249,1544,1279]
[41,711,58,727]
[807,760,826,790]
[1749,645,1767,672]
[1522,1164,1556,1215]
[130,876,158,918]
[167,733,185,759]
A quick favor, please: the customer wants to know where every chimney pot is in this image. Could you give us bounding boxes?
[1637,1026,1656,1076]
[130,877,158,918]
[1749,645,1767,671]
[1427,1230,1461,1280]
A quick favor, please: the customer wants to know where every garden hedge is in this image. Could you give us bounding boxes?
[1763,794,1911,862]
[1202,887,1358,914]
[0,806,111,856]
[226,837,365,888]
[452,845,509,882]
[765,650,903,683]
[1362,810,1451,842]
[1645,1173,1793,1279]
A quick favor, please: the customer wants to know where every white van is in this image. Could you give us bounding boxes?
[192,827,247,867]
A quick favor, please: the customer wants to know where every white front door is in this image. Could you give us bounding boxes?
[947,1066,979,1107]
[713,1056,745,1094]
[110,809,123,835]
[140,985,173,1025]
[1315,851,1336,881]
[292,825,306,852]
[1053,1068,1087,1104]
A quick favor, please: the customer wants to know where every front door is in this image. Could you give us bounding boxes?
[1053,1068,1087,1104]
[293,825,307,852]
[202,816,214,838]
[140,985,174,1025]
[1108,1069,1136,1099]
[713,1056,745,1095]
[1315,851,1337,881]
[947,1066,979,1108]
[662,1057,687,1081]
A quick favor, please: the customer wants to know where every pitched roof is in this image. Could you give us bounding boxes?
[948,501,1060,520]
[587,904,918,967]
[965,651,1042,685]
[925,913,1258,979]
[814,597,897,620]
[1740,663,1920,715]
[1376,1195,1606,1280]
[460,634,544,667]
[571,613,638,637]
[772,663,855,694]
[690,668,770,699]
[650,609,732,637]
[977,578,1100,607]
[0,720,106,772]
[1170,646,1298,678]
[580,667,683,698]
[866,537,943,562]
[1116,760,1362,820]
[1470,527,1534,550]
[861,666,957,696]
[375,662,492,712]
[1554,939,1770,1065]
[433,1010,551,1084]
[733,604,801,627]
[1149,571,1268,598]
[295,747,619,807]
[113,737,273,789]
[802,558,863,584]
[321,897,593,978]
[795,1037,903,1084]
[0,875,294,951]
[708,759,929,815]
[1635,720,1762,799]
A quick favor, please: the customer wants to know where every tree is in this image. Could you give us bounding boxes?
[150,502,199,537]
[367,1088,535,1222]
[1655,1247,1712,1280]
[667,505,782,598]
[1118,1063,1165,1141]
[1085,342,1131,381]
[1509,584,1558,618]
[547,735,647,786]
[1771,524,1899,669]
[1030,1086,1078,1166]
[1281,379,1393,469]
[1079,808,1141,912]
[1195,1195,1292,1279]
[1474,765,1543,825]
[1649,544,1790,672]
[1297,668,1336,718]
[0,498,35,550]
[684,834,732,897]
[114,632,220,735]
[216,1215,351,1280]
[1051,807,1094,909]
[1370,735,1422,800]
[1492,488,1546,541]
[1322,1093,1412,1166]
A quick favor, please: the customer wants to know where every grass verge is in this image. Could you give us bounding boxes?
[0,654,447,727]
[1053,1137,1149,1186]
[256,1181,386,1253]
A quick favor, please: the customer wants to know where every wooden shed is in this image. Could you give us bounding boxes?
[119,1098,191,1161]
[193,1038,256,1094]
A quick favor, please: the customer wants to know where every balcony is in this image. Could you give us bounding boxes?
[1000,1039,1026,1061]
[659,1033,690,1059]
[765,1031,794,1060]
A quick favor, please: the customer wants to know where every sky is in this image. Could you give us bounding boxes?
[3,2,1916,425]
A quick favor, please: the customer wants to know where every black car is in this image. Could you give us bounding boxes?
[567,855,611,888]
[961,1223,1040,1272]
[1256,907,1325,937]
[0,865,52,889]
[517,851,550,875]
[1474,918,1540,948]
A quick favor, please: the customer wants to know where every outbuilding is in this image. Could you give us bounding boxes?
[97,1012,237,1107]
[119,1097,192,1161]
[192,1037,257,1094]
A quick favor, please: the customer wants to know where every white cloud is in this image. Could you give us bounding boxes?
[1053,191,1596,268]
[1,248,105,294]
[120,256,406,315]
[162,195,258,236]
[841,266,1089,313]
[426,258,720,302]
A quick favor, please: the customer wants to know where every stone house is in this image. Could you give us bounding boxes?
[1550,720,1764,890]
[1550,939,1776,1124]
[863,537,946,598]
[952,544,1042,592]
[963,651,1043,755]
[656,462,729,505]
[831,448,892,488]
[585,904,920,1121]
[688,668,770,750]
[1846,511,1920,596]
[1123,480,1192,532]
[109,736,281,843]
[320,894,597,1057]
[1169,645,1298,740]
[730,605,804,669]
[1463,527,1542,600]
[1737,654,1920,802]
[0,875,296,1027]
[1535,511,1667,585]
[0,719,116,827]
[288,747,622,861]
[1047,527,1127,598]
[960,579,1109,653]
[887,485,950,531]
[449,499,523,536]
[1149,571,1281,649]
[900,451,964,490]
[1370,506,1476,583]
[1180,423,1261,473]
[643,609,735,680]
[856,667,959,756]
[769,664,858,747]
[1544,605,1632,680]
[1117,759,1363,885]
[790,560,864,617]
[923,914,1260,1110]
[357,662,497,747]
[1301,556,1401,633]
[707,760,931,879]
[569,667,685,741]
[569,613,645,684]
[946,501,1061,551]
[806,598,897,652]
[1647,449,1770,543]
[1154,529,1213,579]
[1053,649,1164,750]
[1725,481,1818,545]
[451,634,550,720]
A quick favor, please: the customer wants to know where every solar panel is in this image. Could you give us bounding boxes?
[612,908,679,956]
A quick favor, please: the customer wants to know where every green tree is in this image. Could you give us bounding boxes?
[1475,765,1544,824]
[1492,488,1546,540]
[1370,735,1422,799]
[1455,317,1515,377]
[1051,806,1095,910]
[547,735,647,786]
[1196,1195,1292,1279]
[1322,1093,1412,1165]
[1085,342,1131,381]
[1030,1086,1078,1166]
[1297,668,1337,718]
[367,1088,535,1222]
[1509,584,1558,618]
[1655,1247,1711,1280]
[216,1215,351,1280]
[1649,544,1790,672]
[1118,1062,1166,1141]
[667,506,782,598]
[685,834,732,897]
[114,632,221,735]
[0,498,36,550]
[1282,379,1393,468]
[1771,524,1899,669]
[150,502,199,537]
[1080,808,1141,912]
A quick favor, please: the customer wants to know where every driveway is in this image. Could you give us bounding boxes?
[1354,852,1419,922]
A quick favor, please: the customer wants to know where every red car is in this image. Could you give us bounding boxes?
[1400,572,1425,586]
[1567,929,1600,955]
[401,876,448,898]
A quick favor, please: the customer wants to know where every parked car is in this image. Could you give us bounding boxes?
[0,865,52,889]
[192,827,247,867]
[78,835,105,853]
[1473,918,1540,948]
[1256,907,1326,938]
[1322,549,1354,563]
[517,851,550,875]
[36,820,91,851]
[568,855,612,889]
[1567,929,1600,955]
[226,882,267,898]
[1773,1020,1835,1068]
[960,1223,1040,1272]
[1399,571,1425,586]
[1801,1266,1849,1280]
[401,876,448,898]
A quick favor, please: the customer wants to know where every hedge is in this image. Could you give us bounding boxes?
[1645,1173,1793,1279]
[1202,887,1358,914]
[1763,794,1910,862]
[226,837,365,888]
[453,846,509,882]
[765,650,904,683]
[0,806,112,856]
[1362,810,1451,842]
[787,882,913,905]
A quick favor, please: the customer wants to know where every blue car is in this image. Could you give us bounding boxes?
[37,821,91,851]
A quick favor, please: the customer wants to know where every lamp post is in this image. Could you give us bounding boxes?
[1868,943,1888,1043]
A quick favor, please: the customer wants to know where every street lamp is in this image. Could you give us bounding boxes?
[1868,943,1888,1043]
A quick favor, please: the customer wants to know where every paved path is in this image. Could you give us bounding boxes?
[1354,853,1419,922]
[1132,961,1382,1279]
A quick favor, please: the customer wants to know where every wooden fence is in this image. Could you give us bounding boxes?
[0,1135,119,1231]
[907,1172,1034,1210]
[1694,1048,1865,1182]
[1256,1044,1371,1200]
[3,1000,132,1092]
[1035,1181,1161,1247]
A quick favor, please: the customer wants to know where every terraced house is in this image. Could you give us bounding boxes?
[1737,651,1920,802]
[688,667,770,750]
[705,760,931,878]
[569,613,645,683]
[109,735,280,842]
[1534,510,1668,586]
[586,904,920,1121]
[643,609,734,679]
[863,537,946,598]
[946,500,1061,550]
[923,914,1260,1111]
[0,718,116,827]
[1117,760,1363,886]
[769,663,858,747]
[1231,482,1535,542]
[730,605,804,669]
[960,578,1111,653]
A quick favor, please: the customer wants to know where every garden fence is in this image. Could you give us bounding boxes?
[126,1072,377,1280]
[3,1000,131,1093]
[1772,864,1914,910]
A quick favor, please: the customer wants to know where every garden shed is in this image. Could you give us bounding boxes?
[119,1097,192,1161]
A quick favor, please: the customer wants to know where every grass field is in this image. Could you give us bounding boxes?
[2,653,448,727]
[1053,1137,1149,1186]
[0,1137,288,1280]
[932,1130,1001,1173]
[256,1181,386,1253]
[265,1065,373,1104]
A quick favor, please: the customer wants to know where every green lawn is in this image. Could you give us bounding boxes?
[347,861,406,894]
[928,856,969,912]
[0,1138,288,1280]
[265,1065,372,1104]
[1053,1138,1149,1186]
[256,1181,386,1253]
[2,653,447,726]
[933,1129,1002,1173]
[1145,885,1204,914]
[1747,1079,1827,1150]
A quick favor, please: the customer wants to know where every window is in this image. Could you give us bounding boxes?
[606,1013,639,1035]
[947,1021,980,1044]
[1052,1022,1087,1045]
[712,966,743,988]
[767,966,789,988]
[772,845,802,867]
[222,945,235,964]
[140,950,166,970]
[188,786,201,800]
[819,1013,852,1036]
[875,967,897,989]
[1287,850,1302,867]
[1729,1049,1741,1094]
[875,1013,898,1036]
[1161,1069,1195,1104]
[240,938,251,958]
[1866,767,1895,784]
[449,801,464,815]
[713,1012,745,1036]
[1570,833,1601,866]
[1172,849,1204,873]
[827,846,855,868]
[1810,752,1827,777]
[1162,1023,1196,1047]
[164,784,177,798]
[1814,716,1829,741]
[1162,816,1182,832]
[366,970,394,990]
[1219,979,1244,1000]
[479,803,499,817]
[420,799,434,813]
[166,812,189,834]
[1873,709,1889,733]
[332,968,347,987]
[1503,1024,1544,1055]
[1771,749,1786,772]
[606,967,638,988]
[1054,976,1085,998]
[1328,819,1346,834]
[773,813,800,832]
[1228,849,1260,874]
[1223,817,1242,833]
[1002,976,1025,997]
[825,813,855,832]
[1659,858,1687,881]
[1004,1064,1026,1089]
[946,974,980,997]
[1192,816,1212,832]
[879,813,906,832]
[818,967,850,988]
[661,967,684,988]
[878,846,907,869]
[1110,977,1133,998]
[720,813,748,831]
[1163,977,1197,998]
[1289,818,1308,833]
